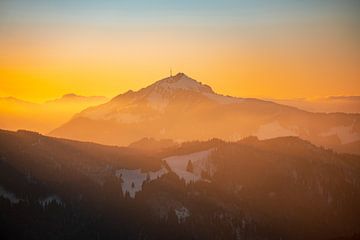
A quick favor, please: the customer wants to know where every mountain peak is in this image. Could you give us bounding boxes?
[149,72,214,94]
[172,72,188,79]
[62,93,79,98]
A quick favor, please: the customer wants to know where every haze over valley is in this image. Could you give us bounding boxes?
[1,0,360,239]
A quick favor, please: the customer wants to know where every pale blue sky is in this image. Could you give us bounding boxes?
[1,0,359,27]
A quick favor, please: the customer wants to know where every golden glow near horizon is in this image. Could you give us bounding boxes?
[0,1,359,102]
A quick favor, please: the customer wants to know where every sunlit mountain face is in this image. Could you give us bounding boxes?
[50,73,360,155]
[1,1,360,240]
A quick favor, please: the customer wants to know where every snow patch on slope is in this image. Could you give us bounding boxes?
[320,125,360,144]
[163,149,215,184]
[255,121,298,140]
[39,195,63,207]
[175,206,190,223]
[116,168,168,198]
[0,186,20,204]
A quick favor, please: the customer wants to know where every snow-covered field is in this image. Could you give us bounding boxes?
[39,195,63,207]
[116,168,168,198]
[0,186,20,204]
[163,149,215,184]
[255,121,298,140]
[175,206,190,223]
[115,148,215,198]
[320,125,360,144]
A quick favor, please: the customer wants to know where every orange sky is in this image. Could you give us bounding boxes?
[0,1,359,102]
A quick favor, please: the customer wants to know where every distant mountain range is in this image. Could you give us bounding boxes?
[1,129,359,239]
[269,96,360,113]
[50,73,360,154]
[0,94,107,133]
[45,93,107,104]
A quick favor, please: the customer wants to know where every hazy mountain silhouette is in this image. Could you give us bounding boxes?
[50,73,360,153]
[0,94,108,133]
[268,96,360,113]
[45,93,107,104]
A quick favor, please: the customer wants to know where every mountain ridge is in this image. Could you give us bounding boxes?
[269,96,360,114]
[1,128,360,239]
[45,93,108,104]
[50,73,360,153]
[0,93,108,134]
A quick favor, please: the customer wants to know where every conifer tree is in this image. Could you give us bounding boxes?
[186,160,193,173]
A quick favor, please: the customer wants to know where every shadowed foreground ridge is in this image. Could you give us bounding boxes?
[1,129,360,240]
